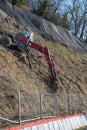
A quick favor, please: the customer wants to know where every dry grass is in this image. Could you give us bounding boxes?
[0,14,87,129]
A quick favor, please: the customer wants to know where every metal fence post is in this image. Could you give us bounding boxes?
[18,91,21,125]
[67,86,71,114]
[39,93,43,119]
[55,94,59,116]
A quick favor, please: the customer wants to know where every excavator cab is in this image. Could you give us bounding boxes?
[20,28,34,42]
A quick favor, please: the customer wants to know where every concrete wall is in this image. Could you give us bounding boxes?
[6,113,87,130]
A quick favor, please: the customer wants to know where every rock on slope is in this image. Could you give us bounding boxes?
[0,0,87,54]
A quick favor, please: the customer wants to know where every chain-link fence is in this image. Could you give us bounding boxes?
[0,91,87,126]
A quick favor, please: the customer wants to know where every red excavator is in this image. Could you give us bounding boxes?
[0,28,58,89]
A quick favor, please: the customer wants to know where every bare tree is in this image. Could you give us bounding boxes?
[68,0,87,39]
[79,0,87,39]
[50,0,64,13]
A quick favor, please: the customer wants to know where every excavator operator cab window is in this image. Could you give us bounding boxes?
[20,28,34,42]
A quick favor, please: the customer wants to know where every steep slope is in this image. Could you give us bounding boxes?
[0,23,87,128]
[0,0,87,54]
[0,1,87,129]
[0,10,87,94]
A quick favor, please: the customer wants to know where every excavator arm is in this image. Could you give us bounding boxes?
[28,41,58,85]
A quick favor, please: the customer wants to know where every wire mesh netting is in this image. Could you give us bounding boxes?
[0,92,87,124]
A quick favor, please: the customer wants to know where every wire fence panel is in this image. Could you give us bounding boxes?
[20,93,40,120]
[41,93,57,117]
[80,94,87,113]
[58,94,69,116]
[70,94,79,113]
[0,92,18,120]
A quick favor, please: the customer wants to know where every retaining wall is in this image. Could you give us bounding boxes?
[6,113,87,130]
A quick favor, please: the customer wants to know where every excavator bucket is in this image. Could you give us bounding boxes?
[51,79,58,91]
